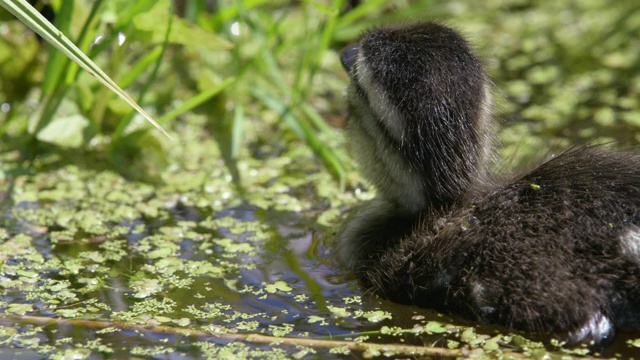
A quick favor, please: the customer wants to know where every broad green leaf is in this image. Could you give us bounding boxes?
[36,113,90,148]
[132,0,232,50]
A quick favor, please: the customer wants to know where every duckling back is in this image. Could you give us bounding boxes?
[357,146,640,343]
[337,21,640,344]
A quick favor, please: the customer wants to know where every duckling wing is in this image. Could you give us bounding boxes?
[354,146,640,344]
[456,146,640,343]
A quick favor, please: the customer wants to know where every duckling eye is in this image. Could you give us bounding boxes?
[340,43,360,74]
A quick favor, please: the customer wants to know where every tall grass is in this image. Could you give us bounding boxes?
[0,0,400,184]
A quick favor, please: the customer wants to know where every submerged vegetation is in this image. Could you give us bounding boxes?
[1,0,640,358]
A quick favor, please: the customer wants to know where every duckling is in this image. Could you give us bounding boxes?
[337,22,640,344]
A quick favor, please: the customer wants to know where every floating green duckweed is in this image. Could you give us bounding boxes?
[629,338,640,348]
[424,321,449,334]
[359,310,392,323]
[263,280,292,294]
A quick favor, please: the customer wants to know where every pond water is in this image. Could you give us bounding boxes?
[0,193,448,358]
[2,172,640,360]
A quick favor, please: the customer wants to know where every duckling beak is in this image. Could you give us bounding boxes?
[340,43,359,73]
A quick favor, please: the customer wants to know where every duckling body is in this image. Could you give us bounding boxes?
[338,22,640,344]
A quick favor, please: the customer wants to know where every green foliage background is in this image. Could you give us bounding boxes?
[1,0,639,180]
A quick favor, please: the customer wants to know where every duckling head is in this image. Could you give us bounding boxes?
[341,22,494,213]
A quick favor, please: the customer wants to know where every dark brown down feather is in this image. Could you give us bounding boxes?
[337,22,640,344]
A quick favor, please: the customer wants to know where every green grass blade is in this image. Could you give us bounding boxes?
[252,86,346,183]
[0,0,173,140]
[295,0,345,100]
[335,0,385,27]
[118,47,164,90]
[156,77,237,125]
[63,0,105,85]
[111,1,176,141]
[251,86,304,138]
[40,0,72,95]
[231,104,245,159]
[299,102,335,135]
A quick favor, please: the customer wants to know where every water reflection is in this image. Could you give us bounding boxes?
[1,201,640,358]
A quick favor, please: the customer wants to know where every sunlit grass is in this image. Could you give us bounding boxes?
[0,0,398,183]
[0,0,172,141]
[1,0,639,179]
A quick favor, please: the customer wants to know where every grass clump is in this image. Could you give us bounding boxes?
[0,0,394,183]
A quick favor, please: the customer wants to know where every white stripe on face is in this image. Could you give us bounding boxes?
[356,51,407,143]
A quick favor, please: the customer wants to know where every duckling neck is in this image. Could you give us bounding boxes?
[347,81,495,215]
[344,38,495,213]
